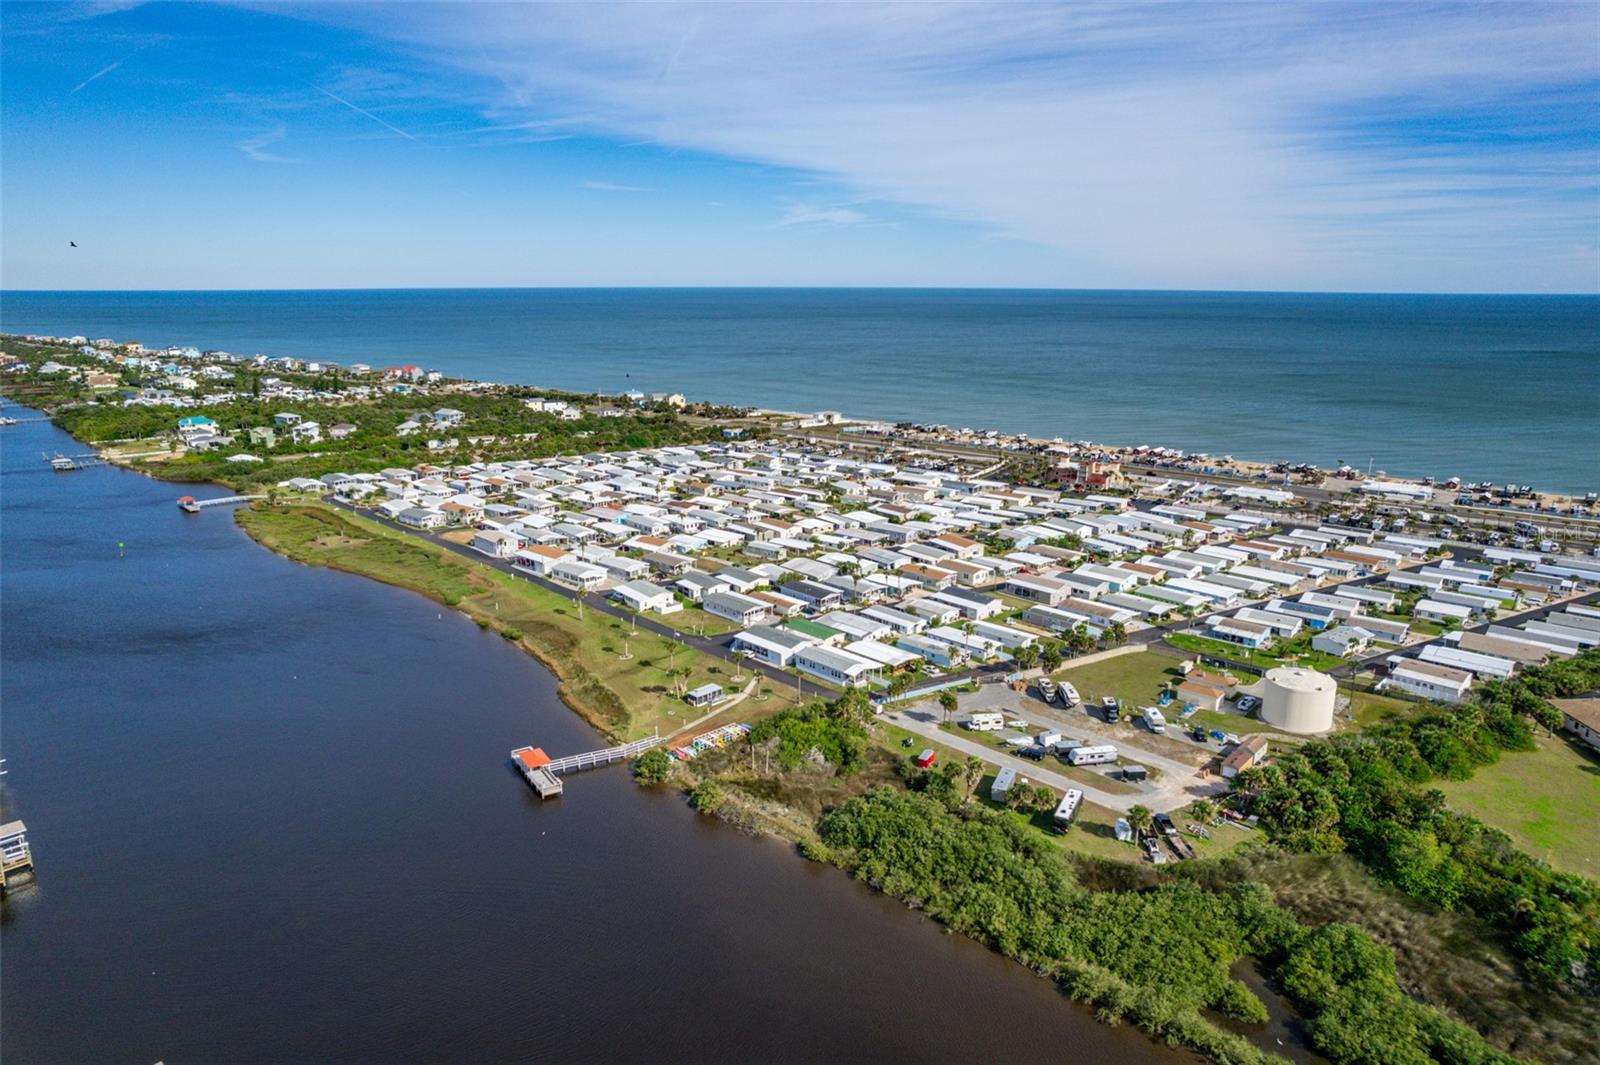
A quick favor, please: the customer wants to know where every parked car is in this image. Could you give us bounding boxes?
[1019,745,1048,761]
[1236,695,1261,713]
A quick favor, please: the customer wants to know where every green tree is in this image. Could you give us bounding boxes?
[1014,643,1040,671]
[938,688,959,723]
[963,756,985,800]
[688,778,725,815]
[1039,641,1064,672]
[632,747,673,785]
[1126,804,1154,837]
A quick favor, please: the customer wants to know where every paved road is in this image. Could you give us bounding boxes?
[884,704,1229,814]
[961,686,1213,779]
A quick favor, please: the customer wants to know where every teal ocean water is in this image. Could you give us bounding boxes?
[2,288,1596,492]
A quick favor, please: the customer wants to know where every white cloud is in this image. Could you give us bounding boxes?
[277,2,1599,289]
[238,123,296,163]
[778,203,867,227]
[580,180,648,192]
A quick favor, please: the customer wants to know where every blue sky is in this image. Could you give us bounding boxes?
[3,1,1597,292]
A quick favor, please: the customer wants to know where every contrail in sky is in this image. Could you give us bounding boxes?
[313,84,420,142]
[71,60,122,94]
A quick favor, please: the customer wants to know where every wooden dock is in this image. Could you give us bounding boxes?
[1,820,35,893]
[44,452,106,471]
[177,494,264,513]
[510,735,661,800]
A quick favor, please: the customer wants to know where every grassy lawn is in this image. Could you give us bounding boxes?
[1166,632,1346,673]
[1051,649,1269,736]
[237,503,801,741]
[1053,648,1189,705]
[653,603,742,637]
[1435,735,1600,879]
[1345,690,1414,730]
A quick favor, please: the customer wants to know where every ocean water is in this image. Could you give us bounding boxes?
[2,288,1596,493]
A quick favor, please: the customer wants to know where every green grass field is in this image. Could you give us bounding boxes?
[1436,735,1600,879]
[1166,632,1347,673]
[238,503,801,740]
[1052,649,1273,737]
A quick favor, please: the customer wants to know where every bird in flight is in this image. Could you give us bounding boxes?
[69,241,77,247]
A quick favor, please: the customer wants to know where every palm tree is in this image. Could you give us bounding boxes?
[938,688,959,724]
[964,756,984,800]
[1187,799,1216,823]
[1106,621,1128,647]
[1126,804,1154,838]
[1040,641,1063,672]
[1014,643,1039,671]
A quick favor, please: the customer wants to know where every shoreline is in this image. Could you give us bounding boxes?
[4,326,1596,503]
[6,337,1593,1061]
[6,391,1593,1061]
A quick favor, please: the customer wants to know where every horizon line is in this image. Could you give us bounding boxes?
[3,284,1598,298]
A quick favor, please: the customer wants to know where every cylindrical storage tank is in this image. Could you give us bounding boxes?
[1261,667,1336,734]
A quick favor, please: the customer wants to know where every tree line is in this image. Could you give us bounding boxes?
[1238,648,1600,991]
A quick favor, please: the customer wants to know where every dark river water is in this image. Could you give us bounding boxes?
[0,412,1188,1064]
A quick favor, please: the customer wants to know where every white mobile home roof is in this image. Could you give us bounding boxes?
[1418,644,1516,679]
[843,638,919,669]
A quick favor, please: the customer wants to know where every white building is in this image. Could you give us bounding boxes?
[1382,659,1473,703]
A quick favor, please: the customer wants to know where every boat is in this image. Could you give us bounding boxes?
[50,455,75,472]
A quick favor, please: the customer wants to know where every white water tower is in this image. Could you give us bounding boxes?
[1261,667,1336,734]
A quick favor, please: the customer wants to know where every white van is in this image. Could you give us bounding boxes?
[1067,744,1118,766]
[966,711,1005,732]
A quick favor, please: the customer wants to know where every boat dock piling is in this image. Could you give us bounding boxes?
[1,821,35,894]
[510,734,662,800]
